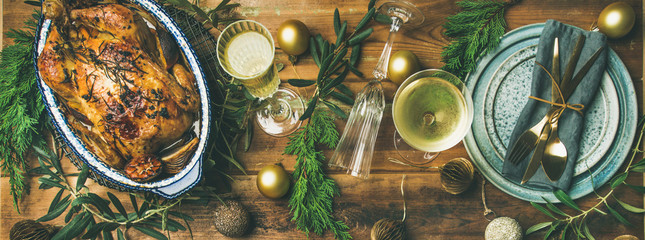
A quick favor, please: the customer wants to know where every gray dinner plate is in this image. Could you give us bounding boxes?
[464,23,637,203]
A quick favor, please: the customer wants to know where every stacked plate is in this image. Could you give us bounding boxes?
[464,23,637,203]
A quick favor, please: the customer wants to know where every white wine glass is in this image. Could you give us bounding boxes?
[392,69,474,166]
[328,1,424,179]
[217,20,305,137]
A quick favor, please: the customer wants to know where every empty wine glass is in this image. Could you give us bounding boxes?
[328,1,424,179]
[217,20,305,137]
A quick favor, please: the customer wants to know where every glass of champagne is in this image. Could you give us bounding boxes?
[392,69,474,166]
[328,1,424,179]
[217,20,305,137]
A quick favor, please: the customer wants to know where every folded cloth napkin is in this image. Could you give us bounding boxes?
[502,20,607,191]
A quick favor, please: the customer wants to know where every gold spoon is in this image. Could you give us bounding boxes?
[542,114,567,181]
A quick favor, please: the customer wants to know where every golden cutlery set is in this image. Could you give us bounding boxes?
[506,35,606,184]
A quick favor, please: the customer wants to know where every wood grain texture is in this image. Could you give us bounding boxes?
[2,0,644,239]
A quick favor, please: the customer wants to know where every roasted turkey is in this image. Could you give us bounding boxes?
[38,0,200,181]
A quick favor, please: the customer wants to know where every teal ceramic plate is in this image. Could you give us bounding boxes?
[464,23,637,203]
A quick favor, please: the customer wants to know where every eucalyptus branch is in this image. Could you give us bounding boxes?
[527,117,645,239]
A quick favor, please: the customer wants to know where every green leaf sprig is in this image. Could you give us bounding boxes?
[31,145,217,240]
[289,1,377,120]
[0,10,47,214]
[440,0,519,81]
[527,117,645,239]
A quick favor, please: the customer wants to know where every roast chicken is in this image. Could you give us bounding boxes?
[38,0,200,181]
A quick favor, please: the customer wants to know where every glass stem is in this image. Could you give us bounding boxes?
[372,17,403,80]
[266,96,289,122]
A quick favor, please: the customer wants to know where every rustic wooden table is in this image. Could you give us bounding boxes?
[2,0,643,239]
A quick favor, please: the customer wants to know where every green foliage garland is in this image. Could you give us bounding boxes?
[285,111,349,239]
[441,0,518,81]
[284,2,378,239]
[0,11,47,214]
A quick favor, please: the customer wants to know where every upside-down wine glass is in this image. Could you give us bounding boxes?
[328,1,424,179]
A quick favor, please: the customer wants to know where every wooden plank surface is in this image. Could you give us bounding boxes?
[2,0,644,239]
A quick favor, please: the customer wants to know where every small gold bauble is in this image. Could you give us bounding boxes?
[614,235,639,240]
[597,2,635,39]
[371,218,406,240]
[388,50,421,86]
[277,20,310,56]
[439,158,475,195]
[257,164,290,199]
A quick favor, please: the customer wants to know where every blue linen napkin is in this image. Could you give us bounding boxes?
[502,20,608,191]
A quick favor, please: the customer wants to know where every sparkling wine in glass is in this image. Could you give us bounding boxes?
[217,20,305,137]
[392,69,474,165]
[328,1,424,179]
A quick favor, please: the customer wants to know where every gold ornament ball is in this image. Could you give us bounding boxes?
[597,2,635,39]
[277,20,310,56]
[388,50,421,86]
[257,164,290,199]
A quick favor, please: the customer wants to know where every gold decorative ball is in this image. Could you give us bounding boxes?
[257,164,290,199]
[597,2,635,39]
[439,158,475,195]
[388,50,421,86]
[371,218,406,240]
[277,20,310,56]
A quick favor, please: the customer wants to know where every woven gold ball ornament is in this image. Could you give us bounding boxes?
[371,218,407,240]
[10,220,57,240]
[439,158,475,195]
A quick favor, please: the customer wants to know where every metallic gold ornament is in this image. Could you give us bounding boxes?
[597,2,635,39]
[439,158,475,195]
[388,50,421,85]
[277,20,310,56]
[257,164,290,199]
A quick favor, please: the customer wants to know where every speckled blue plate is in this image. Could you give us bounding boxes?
[464,23,637,203]
[34,0,210,198]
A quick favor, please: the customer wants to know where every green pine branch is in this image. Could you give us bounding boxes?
[0,10,48,214]
[285,111,350,240]
[441,0,518,81]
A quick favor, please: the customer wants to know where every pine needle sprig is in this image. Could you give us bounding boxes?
[527,116,645,239]
[440,0,518,81]
[285,111,351,240]
[0,10,47,214]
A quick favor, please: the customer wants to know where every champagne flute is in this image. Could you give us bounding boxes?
[328,1,424,179]
[392,69,474,166]
[217,20,305,137]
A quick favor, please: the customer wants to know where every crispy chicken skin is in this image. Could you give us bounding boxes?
[38,2,199,169]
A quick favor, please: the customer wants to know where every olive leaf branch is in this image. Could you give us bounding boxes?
[31,144,218,240]
[289,1,377,120]
[527,116,645,239]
